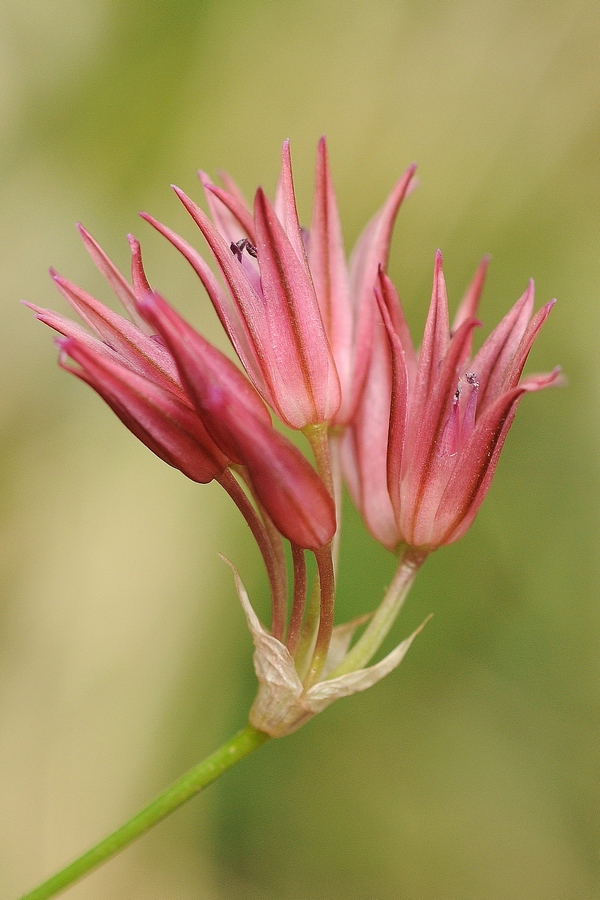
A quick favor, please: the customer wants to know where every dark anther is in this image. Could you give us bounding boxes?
[454,387,461,402]
[465,372,479,387]
[230,238,257,260]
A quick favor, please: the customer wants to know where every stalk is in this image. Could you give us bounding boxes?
[327,546,428,677]
[18,725,270,900]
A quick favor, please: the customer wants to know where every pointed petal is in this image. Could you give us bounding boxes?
[375,271,410,522]
[470,280,535,411]
[308,136,353,419]
[76,224,151,333]
[401,316,480,547]
[217,169,252,209]
[48,270,184,394]
[172,186,286,400]
[198,171,256,244]
[59,336,228,483]
[451,255,490,334]
[137,290,271,438]
[199,171,256,244]
[139,291,335,548]
[340,319,399,550]
[378,268,417,384]
[25,302,125,362]
[501,299,557,392]
[346,163,417,417]
[276,140,312,275]
[409,251,451,429]
[140,212,268,398]
[127,234,152,299]
[253,187,341,427]
[519,366,563,391]
[432,371,557,546]
[348,163,418,293]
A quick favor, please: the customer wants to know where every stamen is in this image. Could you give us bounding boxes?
[230,238,258,260]
[465,372,479,387]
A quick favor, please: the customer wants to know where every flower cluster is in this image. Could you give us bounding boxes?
[28,139,560,736]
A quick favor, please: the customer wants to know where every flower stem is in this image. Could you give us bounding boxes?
[327,427,344,573]
[221,468,287,640]
[285,543,307,656]
[304,422,333,496]
[18,724,270,900]
[327,546,428,677]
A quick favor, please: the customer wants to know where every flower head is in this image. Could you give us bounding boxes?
[28,224,336,551]
[142,138,416,429]
[27,139,560,741]
[343,251,562,551]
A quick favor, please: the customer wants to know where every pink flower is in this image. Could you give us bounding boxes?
[308,137,417,424]
[137,290,336,550]
[25,141,561,738]
[343,251,562,552]
[28,225,335,550]
[143,142,341,430]
[142,139,416,429]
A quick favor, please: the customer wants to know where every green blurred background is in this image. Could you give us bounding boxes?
[1,1,598,897]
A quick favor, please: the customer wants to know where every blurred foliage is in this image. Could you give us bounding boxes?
[0,1,598,897]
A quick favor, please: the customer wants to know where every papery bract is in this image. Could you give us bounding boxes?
[225,559,427,737]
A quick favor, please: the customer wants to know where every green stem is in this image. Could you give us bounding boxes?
[18,724,270,900]
[327,546,428,677]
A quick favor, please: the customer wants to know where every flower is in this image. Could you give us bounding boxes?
[27,224,336,551]
[27,139,560,739]
[141,138,416,429]
[137,289,336,550]
[343,251,562,552]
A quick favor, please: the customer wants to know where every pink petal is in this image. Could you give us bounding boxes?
[346,163,417,419]
[340,291,399,550]
[309,136,353,421]
[139,291,335,548]
[470,280,535,411]
[432,386,528,546]
[200,175,256,244]
[405,251,452,448]
[501,299,557,392]
[377,267,417,387]
[451,255,490,334]
[401,316,480,545]
[59,336,228,483]
[26,302,125,363]
[275,140,312,276]
[413,251,450,396]
[48,271,184,395]
[127,234,152,300]
[171,186,280,404]
[77,224,151,333]
[137,290,272,454]
[222,412,336,550]
[139,212,267,395]
[253,188,341,427]
[375,271,409,523]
